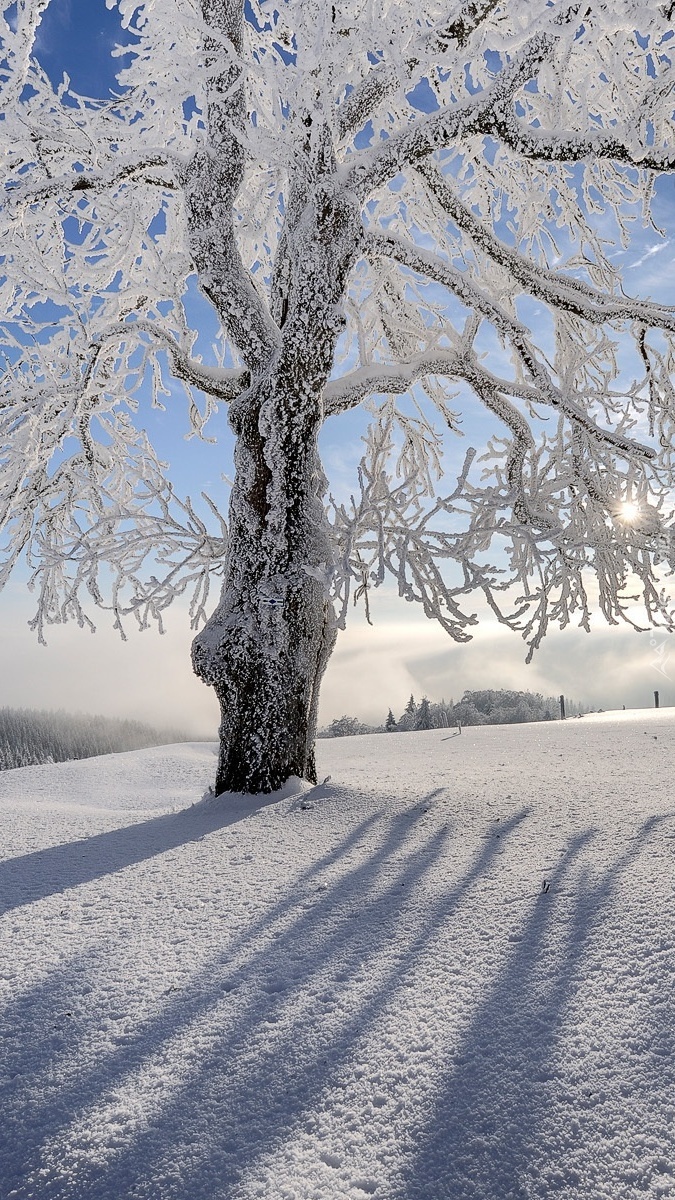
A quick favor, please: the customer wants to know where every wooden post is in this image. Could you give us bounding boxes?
[654,690,660,709]
[559,694,566,720]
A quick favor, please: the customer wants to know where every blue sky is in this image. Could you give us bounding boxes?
[1,1,674,731]
[33,0,135,96]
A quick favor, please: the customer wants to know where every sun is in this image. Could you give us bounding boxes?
[617,500,642,525]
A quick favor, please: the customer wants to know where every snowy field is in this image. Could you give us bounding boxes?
[1,711,674,1200]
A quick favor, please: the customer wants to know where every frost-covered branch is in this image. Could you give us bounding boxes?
[92,321,248,402]
[492,115,675,172]
[343,33,553,197]
[324,351,655,463]
[365,228,532,333]
[331,402,675,661]
[415,161,675,331]
[364,230,673,452]
[7,154,179,210]
[324,353,470,415]
[0,0,50,113]
[336,0,501,140]
[366,223,675,336]
[184,1,281,372]
[26,489,227,644]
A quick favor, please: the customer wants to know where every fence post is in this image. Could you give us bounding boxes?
[655,690,660,709]
[559,694,566,720]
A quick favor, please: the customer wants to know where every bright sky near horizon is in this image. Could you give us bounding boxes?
[1,0,674,734]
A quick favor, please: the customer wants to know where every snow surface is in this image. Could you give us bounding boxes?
[1,712,674,1200]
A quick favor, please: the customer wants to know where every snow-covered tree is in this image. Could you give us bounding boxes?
[2,2,675,793]
[385,708,397,732]
[415,696,433,730]
[0,706,184,769]
[398,695,419,732]
[325,713,368,737]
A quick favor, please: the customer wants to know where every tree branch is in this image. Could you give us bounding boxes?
[8,155,178,209]
[366,225,675,361]
[492,111,675,171]
[361,235,658,460]
[325,356,463,415]
[0,0,51,115]
[91,321,249,402]
[325,337,653,461]
[415,160,675,329]
[342,34,553,198]
[426,0,502,53]
[365,228,533,336]
[342,24,675,199]
[185,1,281,373]
[336,0,501,141]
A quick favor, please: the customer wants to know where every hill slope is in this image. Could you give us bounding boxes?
[1,714,674,1199]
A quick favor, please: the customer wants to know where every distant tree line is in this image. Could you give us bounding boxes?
[320,690,588,737]
[0,707,189,771]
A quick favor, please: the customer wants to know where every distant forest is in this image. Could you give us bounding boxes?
[320,690,588,738]
[0,707,189,771]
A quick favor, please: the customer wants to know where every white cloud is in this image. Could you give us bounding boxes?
[627,237,671,272]
[319,600,674,725]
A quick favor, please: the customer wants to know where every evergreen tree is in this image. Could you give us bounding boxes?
[398,695,417,732]
[0,707,189,770]
[385,709,397,732]
[415,697,433,730]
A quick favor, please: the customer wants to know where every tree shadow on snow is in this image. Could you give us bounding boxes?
[0,801,530,1199]
[397,813,670,1200]
[0,790,284,917]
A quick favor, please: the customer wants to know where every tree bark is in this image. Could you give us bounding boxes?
[188,86,361,793]
[193,579,336,795]
[191,367,338,795]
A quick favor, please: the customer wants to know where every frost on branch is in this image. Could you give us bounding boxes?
[1,1,675,788]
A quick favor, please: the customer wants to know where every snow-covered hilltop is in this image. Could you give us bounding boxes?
[1,713,674,1199]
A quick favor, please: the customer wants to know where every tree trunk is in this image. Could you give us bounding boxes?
[196,586,336,795]
[188,115,361,794]
[192,370,337,795]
